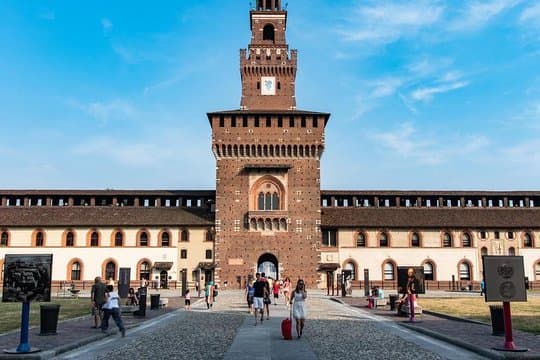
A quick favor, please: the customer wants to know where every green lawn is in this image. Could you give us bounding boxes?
[0,298,91,334]
[420,297,540,335]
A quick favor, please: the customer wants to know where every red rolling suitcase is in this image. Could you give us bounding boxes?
[281,317,292,340]
[282,308,293,340]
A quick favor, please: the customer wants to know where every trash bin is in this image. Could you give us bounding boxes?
[40,304,61,335]
[150,294,160,310]
[389,294,398,311]
[489,305,504,336]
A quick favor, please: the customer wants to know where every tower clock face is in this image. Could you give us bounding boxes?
[261,76,276,95]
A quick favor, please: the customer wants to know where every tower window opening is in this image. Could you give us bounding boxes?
[263,24,275,42]
[266,117,271,127]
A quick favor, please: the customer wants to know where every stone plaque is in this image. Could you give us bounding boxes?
[483,256,527,302]
[228,258,244,266]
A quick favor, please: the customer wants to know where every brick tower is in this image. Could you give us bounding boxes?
[208,0,330,288]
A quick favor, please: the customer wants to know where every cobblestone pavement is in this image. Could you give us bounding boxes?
[338,294,540,358]
[2,290,521,359]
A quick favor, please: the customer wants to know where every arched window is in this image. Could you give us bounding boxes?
[272,192,279,210]
[459,262,471,281]
[71,262,81,280]
[462,232,472,247]
[356,232,366,247]
[105,261,116,280]
[383,262,395,280]
[524,232,533,248]
[508,247,516,256]
[379,232,388,247]
[0,231,8,246]
[423,261,434,281]
[443,232,452,247]
[181,229,189,242]
[90,231,99,247]
[258,193,265,209]
[114,232,123,247]
[66,232,75,247]
[411,232,420,247]
[140,261,150,280]
[344,262,356,280]
[161,232,170,247]
[36,231,44,247]
[139,231,149,246]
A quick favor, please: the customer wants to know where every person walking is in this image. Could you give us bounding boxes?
[252,273,266,325]
[90,276,106,329]
[272,279,281,305]
[205,281,215,310]
[282,277,291,308]
[261,272,271,320]
[245,281,255,314]
[290,279,307,339]
[184,289,191,311]
[406,267,419,322]
[101,285,126,337]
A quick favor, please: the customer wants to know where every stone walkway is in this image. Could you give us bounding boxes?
[0,290,538,359]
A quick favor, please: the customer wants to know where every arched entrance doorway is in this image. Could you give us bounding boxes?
[257,253,278,280]
[160,270,168,289]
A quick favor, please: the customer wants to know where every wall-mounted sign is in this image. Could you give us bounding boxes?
[2,254,53,302]
[483,256,527,302]
[228,258,244,266]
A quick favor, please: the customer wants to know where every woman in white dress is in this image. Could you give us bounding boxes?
[290,279,307,339]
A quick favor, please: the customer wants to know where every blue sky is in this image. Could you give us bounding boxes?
[1,0,540,190]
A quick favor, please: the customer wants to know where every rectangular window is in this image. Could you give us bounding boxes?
[322,230,337,247]
[205,250,212,259]
[219,117,225,127]
[231,117,236,127]
[508,232,514,239]
[313,118,318,128]
[495,231,500,239]
[254,117,260,127]
[301,117,306,128]
[242,116,248,127]
[289,118,294,127]
[180,249,187,259]
[278,116,283,127]
[266,117,271,127]
[480,231,487,239]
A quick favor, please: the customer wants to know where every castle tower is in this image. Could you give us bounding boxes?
[207,1,330,287]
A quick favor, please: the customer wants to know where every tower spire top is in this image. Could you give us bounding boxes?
[254,0,283,12]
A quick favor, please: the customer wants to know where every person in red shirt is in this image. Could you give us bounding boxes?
[272,279,281,305]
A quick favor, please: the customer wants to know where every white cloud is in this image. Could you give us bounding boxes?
[71,99,135,122]
[369,77,404,98]
[410,80,469,101]
[410,71,470,101]
[519,3,540,25]
[503,139,540,163]
[448,0,522,31]
[340,1,444,45]
[371,122,489,165]
[101,18,113,32]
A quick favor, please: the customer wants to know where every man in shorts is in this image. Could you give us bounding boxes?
[252,273,266,325]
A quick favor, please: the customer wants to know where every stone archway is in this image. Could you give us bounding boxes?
[257,253,278,280]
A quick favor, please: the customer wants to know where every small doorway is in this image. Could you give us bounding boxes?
[257,253,278,280]
[160,270,168,289]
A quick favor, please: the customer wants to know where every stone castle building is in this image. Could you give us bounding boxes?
[1,0,540,290]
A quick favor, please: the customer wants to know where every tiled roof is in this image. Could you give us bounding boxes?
[321,207,540,229]
[0,207,214,227]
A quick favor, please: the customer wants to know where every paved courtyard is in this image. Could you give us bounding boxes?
[36,290,497,360]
